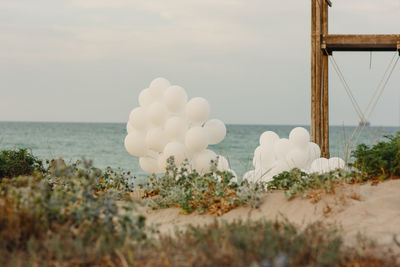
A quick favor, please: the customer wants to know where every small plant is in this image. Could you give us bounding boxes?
[351,132,400,180]
[267,168,350,199]
[0,148,44,178]
[139,157,266,215]
[0,159,146,265]
[130,220,393,267]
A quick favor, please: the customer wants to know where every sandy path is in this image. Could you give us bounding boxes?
[141,179,400,252]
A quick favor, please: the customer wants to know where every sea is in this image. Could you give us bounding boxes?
[0,121,398,179]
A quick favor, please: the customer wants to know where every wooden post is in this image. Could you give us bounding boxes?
[321,0,330,158]
[311,1,399,158]
[315,0,322,149]
[311,0,326,156]
[311,0,316,143]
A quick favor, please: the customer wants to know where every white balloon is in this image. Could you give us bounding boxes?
[259,131,279,147]
[126,121,135,134]
[185,126,209,153]
[289,127,310,149]
[310,158,329,174]
[328,157,346,171]
[254,168,272,182]
[129,107,148,130]
[271,160,290,175]
[243,170,255,182]
[163,141,186,165]
[253,146,262,168]
[308,142,321,161]
[286,148,309,170]
[204,119,226,145]
[139,157,159,174]
[148,102,168,126]
[124,131,148,157]
[148,78,171,102]
[253,145,275,170]
[150,77,171,90]
[193,149,217,173]
[273,138,293,160]
[217,156,230,171]
[164,86,188,113]
[165,116,188,141]
[186,97,210,124]
[157,153,168,173]
[145,128,168,152]
[138,88,153,107]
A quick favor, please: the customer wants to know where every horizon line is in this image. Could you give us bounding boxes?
[0,120,399,128]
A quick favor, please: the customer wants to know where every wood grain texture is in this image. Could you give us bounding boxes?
[325,34,400,52]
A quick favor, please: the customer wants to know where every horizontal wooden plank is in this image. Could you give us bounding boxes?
[325,0,332,7]
[324,34,400,52]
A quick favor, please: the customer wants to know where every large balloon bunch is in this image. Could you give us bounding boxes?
[125,77,232,175]
[243,127,346,183]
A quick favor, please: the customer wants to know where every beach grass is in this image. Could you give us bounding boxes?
[138,157,266,215]
[0,147,399,266]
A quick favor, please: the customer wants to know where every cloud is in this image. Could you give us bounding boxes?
[0,0,289,62]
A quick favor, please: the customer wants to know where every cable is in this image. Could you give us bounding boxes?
[328,54,366,121]
[363,53,398,119]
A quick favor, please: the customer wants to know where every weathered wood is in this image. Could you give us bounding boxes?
[325,34,400,52]
[311,1,399,158]
[325,0,332,7]
[315,0,322,147]
[311,0,317,142]
[322,54,329,158]
[321,0,329,158]
[311,0,327,155]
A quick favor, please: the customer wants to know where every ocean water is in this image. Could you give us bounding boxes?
[0,121,398,178]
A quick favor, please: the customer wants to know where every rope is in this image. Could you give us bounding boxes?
[325,51,400,157]
[347,53,399,156]
[366,55,400,119]
[363,53,398,119]
[328,53,366,121]
[369,52,372,70]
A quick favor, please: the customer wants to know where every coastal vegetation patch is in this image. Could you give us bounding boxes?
[0,157,146,266]
[351,132,400,180]
[267,168,350,200]
[139,157,266,216]
[130,220,392,267]
[0,149,397,266]
[0,148,44,179]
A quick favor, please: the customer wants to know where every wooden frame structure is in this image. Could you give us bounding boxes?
[311,0,400,157]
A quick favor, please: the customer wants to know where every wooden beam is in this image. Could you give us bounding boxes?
[324,34,400,52]
[311,0,322,147]
[315,0,322,147]
[311,0,317,143]
[321,0,329,158]
[325,0,332,7]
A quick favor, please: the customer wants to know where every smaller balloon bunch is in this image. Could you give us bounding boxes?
[244,127,346,183]
[125,77,232,175]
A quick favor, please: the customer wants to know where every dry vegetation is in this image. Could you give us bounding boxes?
[139,157,266,216]
[1,137,400,266]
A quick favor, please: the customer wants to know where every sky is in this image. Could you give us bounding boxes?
[0,0,399,126]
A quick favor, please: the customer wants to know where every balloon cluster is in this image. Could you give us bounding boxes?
[124,77,232,175]
[243,127,346,183]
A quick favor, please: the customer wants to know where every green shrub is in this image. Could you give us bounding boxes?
[0,159,146,265]
[131,220,391,267]
[351,132,400,180]
[139,157,266,215]
[0,149,44,178]
[267,168,350,199]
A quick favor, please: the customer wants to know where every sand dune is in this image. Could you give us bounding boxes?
[142,179,400,253]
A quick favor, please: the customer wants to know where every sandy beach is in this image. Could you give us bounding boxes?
[143,179,400,253]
